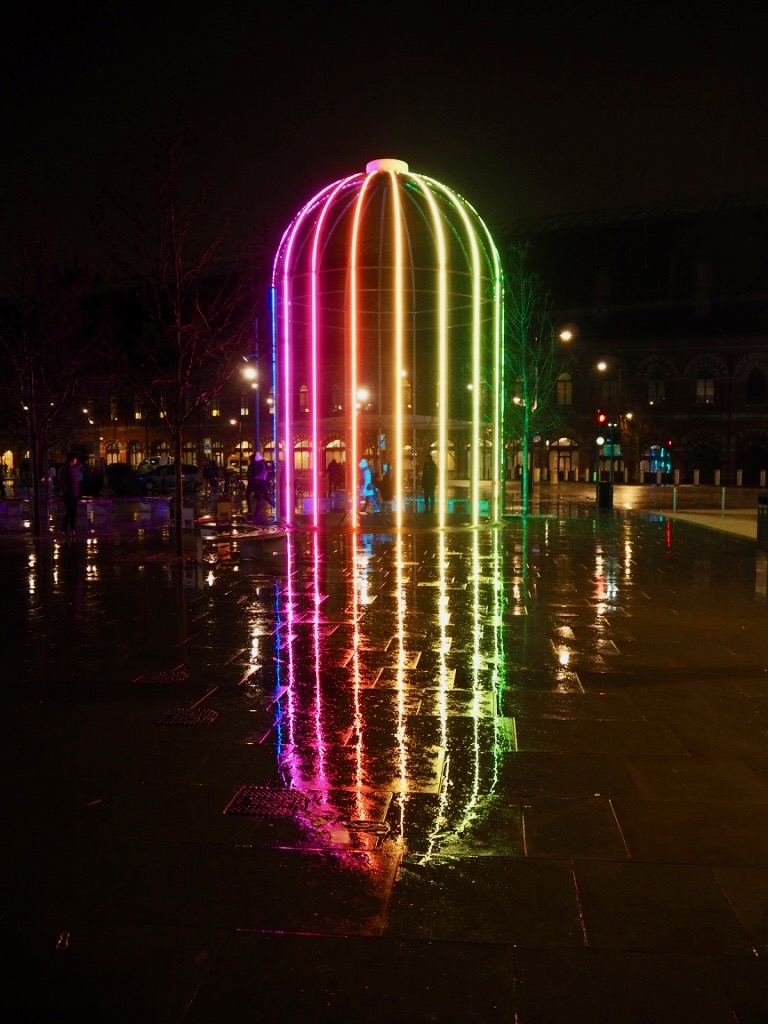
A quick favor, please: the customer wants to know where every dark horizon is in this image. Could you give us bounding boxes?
[3,2,768,276]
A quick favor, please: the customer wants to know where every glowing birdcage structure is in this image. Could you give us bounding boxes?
[270,158,504,527]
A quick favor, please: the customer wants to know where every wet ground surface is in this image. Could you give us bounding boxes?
[1,486,768,1022]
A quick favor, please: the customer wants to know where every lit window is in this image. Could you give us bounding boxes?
[134,399,142,421]
[294,440,311,471]
[298,384,309,413]
[696,376,715,405]
[211,396,221,418]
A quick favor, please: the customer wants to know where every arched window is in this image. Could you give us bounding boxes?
[263,440,282,465]
[211,441,225,466]
[745,368,767,406]
[325,438,346,467]
[105,441,120,465]
[127,440,143,467]
[294,439,312,471]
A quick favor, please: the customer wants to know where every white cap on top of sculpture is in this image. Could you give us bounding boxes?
[366,158,409,174]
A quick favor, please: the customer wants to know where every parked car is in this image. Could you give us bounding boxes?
[135,456,164,476]
[136,462,201,496]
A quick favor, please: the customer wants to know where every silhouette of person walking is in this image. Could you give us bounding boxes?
[421,452,437,512]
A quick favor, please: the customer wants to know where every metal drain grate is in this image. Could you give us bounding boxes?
[134,666,191,686]
[155,708,219,725]
[224,785,307,817]
[345,820,390,836]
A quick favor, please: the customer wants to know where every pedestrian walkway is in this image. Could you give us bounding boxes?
[665,508,758,540]
[1,492,768,1022]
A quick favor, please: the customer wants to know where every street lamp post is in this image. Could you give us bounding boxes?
[243,338,260,457]
[229,417,243,477]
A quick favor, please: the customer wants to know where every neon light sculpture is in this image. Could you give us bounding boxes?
[271,158,503,527]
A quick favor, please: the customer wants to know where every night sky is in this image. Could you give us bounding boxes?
[3,0,767,276]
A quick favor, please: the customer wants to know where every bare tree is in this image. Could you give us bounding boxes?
[0,244,106,537]
[106,134,264,554]
[504,241,569,512]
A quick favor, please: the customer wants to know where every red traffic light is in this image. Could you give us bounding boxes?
[596,411,607,425]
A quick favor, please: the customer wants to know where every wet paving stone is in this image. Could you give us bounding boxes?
[2,492,768,1019]
[182,933,518,1023]
[384,856,584,945]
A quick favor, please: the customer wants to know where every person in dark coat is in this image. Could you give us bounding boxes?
[378,463,393,511]
[421,452,437,512]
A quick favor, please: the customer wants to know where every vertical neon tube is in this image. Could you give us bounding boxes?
[348,172,375,529]
[390,171,405,529]
[454,201,481,526]
[422,176,502,525]
[273,190,329,525]
[455,201,503,520]
[310,179,351,527]
[423,178,481,524]
[493,268,504,520]
[272,177,357,525]
[408,176,448,526]
[466,209,503,521]
[269,285,278,497]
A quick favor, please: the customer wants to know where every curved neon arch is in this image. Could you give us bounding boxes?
[271,159,503,526]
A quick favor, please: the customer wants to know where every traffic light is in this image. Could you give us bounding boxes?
[596,411,607,426]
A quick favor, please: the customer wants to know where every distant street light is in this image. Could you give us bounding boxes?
[242,361,259,453]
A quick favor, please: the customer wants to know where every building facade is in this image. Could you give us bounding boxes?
[514,191,768,486]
